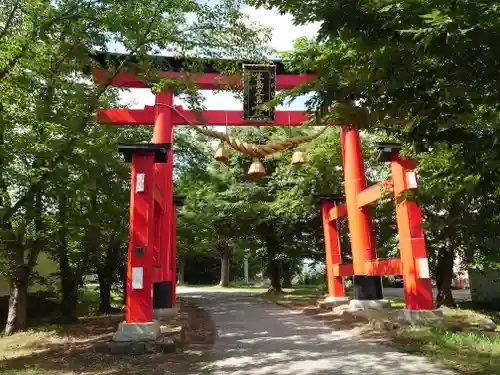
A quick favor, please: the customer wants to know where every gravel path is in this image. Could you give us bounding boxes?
[178,289,458,375]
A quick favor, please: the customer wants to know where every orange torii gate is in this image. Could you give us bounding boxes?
[320,140,436,315]
[93,53,316,340]
[93,53,438,341]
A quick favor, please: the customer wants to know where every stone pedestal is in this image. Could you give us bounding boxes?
[113,321,161,342]
[153,304,179,319]
[394,309,444,325]
[324,296,350,303]
[319,297,350,309]
[349,299,391,311]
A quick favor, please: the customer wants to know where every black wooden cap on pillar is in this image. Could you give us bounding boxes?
[173,195,186,207]
[317,194,345,204]
[117,143,171,163]
[376,142,402,162]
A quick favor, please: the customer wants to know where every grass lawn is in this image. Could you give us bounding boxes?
[263,288,500,375]
[394,298,500,375]
[0,287,206,375]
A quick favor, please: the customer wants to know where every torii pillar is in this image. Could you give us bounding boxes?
[171,195,186,304]
[376,144,434,311]
[341,127,383,301]
[113,143,170,342]
[319,195,348,301]
[152,91,176,318]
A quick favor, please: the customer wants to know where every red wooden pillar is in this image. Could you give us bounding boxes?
[126,152,155,323]
[152,200,162,283]
[341,127,382,299]
[153,92,174,282]
[171,195,185,304]
[171,205,177,304]
[320,199,344,298]
[391,155,434,310]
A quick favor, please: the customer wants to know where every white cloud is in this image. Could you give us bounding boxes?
[241,7,320,52]
[117,7,319,118]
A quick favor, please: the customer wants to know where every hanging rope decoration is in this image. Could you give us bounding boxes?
[158,104,329,175]
[286,111,308,166]
[214,111,230,163]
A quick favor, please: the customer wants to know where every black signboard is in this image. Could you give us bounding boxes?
[243,64,276,122]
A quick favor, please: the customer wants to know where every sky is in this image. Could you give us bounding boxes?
[117,7,320,115]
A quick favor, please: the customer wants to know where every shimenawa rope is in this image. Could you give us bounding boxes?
[158,104,328,158]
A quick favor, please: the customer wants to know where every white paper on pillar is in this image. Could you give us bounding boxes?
[406,171,418,189]
[132,267,144,289]
[418,258,430,279]
[136,173,145,193]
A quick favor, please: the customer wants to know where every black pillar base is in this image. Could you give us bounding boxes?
[353,276,383,300]
[153,281,173,309]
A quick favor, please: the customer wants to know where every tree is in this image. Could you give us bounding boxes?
[246,0,500,305]
[190,174,261,287]
[0,0,271,334]
[175,128,220,284]
[198,125,347,292]
[172,120,397,293]
[249,0,500,136]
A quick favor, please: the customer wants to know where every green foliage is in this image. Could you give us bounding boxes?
[244,0,500,304]
[0,0,272,331]
[250,0,500,137]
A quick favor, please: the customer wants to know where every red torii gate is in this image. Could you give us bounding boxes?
[93,54,318,340]
[93,53,437,340]
[320,140,435,312]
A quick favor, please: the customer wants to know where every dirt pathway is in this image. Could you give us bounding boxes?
[179,289,458,375]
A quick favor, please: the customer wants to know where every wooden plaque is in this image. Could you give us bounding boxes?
[243,64,276,122]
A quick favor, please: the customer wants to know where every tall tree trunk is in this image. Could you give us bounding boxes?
[218,243,230,287]
[0,106,23,335]
[281,261,294,288]
[435,249,456,307]
[268,258,282,293]
[58,185,98,322]
[435,201,460,308]
[282,272,292,289]
[60,250,79,323]
[4,276,28,335]
[3,193,42,335]
[61,280,79,323]
[264,231,282,293]
[2,86,50,334]
[96,236,121,313]
[97,270,112,313]
[57,192,78,322]
[178,260,185,284]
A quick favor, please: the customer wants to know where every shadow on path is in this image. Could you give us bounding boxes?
[181,291,457,375]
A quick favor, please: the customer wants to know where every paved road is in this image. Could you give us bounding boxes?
[178,288,457,375]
